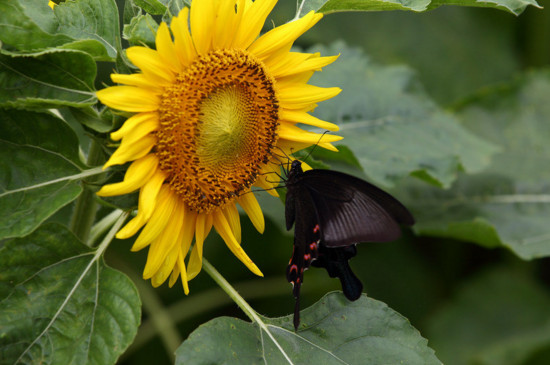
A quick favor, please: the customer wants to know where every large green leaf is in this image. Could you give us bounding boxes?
[0,223,141,364]
[0,109,83,239]
[405,70,550,259]
[123,13,159,48]
[0,50,97,109]
[176,292,441,364]
[425,267,550,365]
[0,0,73,51]
[309,42,498,188]
[297,0,540,15]
[0,0,119,61]
[53,0,120,60]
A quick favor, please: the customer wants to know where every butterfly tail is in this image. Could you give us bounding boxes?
[337,263,363,301]
[312,244,363,301]
[293,288,301,331]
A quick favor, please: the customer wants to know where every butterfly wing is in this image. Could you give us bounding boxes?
[285,182,320,330]
[299,169,415,247]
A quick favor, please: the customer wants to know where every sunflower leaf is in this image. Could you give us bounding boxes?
[402,70,550,259]
[133,0,168,15]
[425,267,550,365]
[0,109,83,240]
[52,0,120,60]
[0,0,119,60]
[297,0,540,16]
[0,50,97,109]
[0,223,141,364]
[175,292,441,364]
[309,42,499,189]
[123,13,159,48]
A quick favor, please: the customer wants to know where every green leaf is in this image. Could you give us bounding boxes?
[405,70,550,259]
[425,267,550,365]
[298,0,432,14]
[53,0,120,60]
[0,109,84,239]
[0,0,119,61]
[309,42,499,188]
[176,292,441,364]
[133,0,167,15]
[297,0,540,15]
[60,106,113,133]
[0,50,97,109]
[0,223,141,364]
[123,14,159,48]
[123,0,142,26]
[0,0,73,52]
[427,0,541,15]
[162,0,187,24]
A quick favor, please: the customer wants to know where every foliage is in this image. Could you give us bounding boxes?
[0,0,548,364]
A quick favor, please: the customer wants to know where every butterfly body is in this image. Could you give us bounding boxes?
[284,160,414,330]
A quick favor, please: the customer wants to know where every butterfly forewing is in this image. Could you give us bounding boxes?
[298,169,414,247]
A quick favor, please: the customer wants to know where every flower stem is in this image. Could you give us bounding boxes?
[202,258,259,323]
[70,140,105,246]
[202,258,294,364]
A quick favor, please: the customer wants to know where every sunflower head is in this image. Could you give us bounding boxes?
[96,0,342,293]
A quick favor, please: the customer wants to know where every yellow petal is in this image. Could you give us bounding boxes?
[278,124,342,151]
[126,47,175,85]
[213,210,263,277]
[110,112,159,141]
[237,192,264,233]
[212,0,239,50]
[279,109,339,132]
[248,11,322,60]
[138,170,166,221]
[187,213,213,280]
[190,0,215,55]
[155,22,180,74]
[111,73,163,93]
[97,154,158,196]
[179,251,190,294]
[103,134,156,168]
[143,202,184,279]
[131,186,177,251]
[233,0,277,49]
[96,86,160,112]
[171,8,197,66]
[223,204,241,244]
[269,53,339,79]
[278,84,342,110]
[112,115,159,148]
[116,211,147,239]
[276,138,339,155]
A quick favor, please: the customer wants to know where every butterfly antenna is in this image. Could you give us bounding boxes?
[301,130,330,164]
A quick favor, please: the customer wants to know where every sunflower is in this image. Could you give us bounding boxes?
[96,0,342,293]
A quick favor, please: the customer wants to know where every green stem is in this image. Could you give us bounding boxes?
[202,259,294,364]
[88,208,124,245]
[202,259,259,323]
[70,140,105,245]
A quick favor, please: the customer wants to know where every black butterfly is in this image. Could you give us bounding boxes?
[284,160,415,330]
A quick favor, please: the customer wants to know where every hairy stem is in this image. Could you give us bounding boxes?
[70,140,105,245]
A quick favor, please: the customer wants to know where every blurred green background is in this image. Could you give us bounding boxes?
[105,1,550,364]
